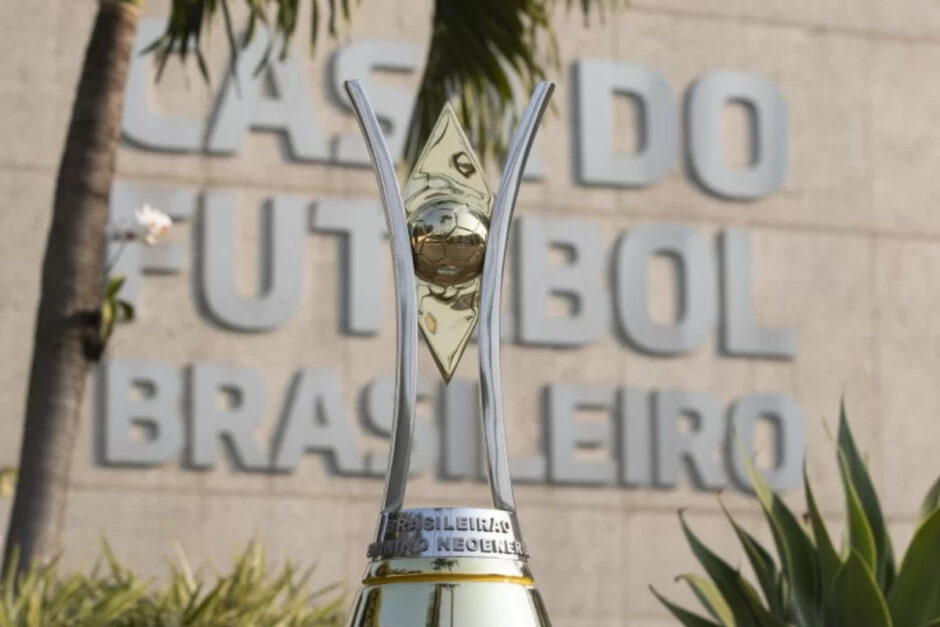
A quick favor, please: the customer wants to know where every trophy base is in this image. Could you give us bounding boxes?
[346,556,551,627]
[346,508,551,626]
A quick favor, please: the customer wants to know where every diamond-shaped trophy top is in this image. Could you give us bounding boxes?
[403,105,493,383]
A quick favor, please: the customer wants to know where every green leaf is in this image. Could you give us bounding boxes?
[310,0,319,52]
[116,300,135,322]
[735,439,775,511]
[650,586,722,627]
[327,0,337,34]
[887,507,940,627]
[838,404,895,589]
[719,497,784,615]
[0,539,344,623]
[737,439,821,627]
[824,551,892,627]
[838,450,877,575]
[680,511,779,627]
[918,475,940,524]
[804,462,841,591]
[678,574,735,626]
[100,300,115,342]
[106,274,125,298]
[152,0,361,86]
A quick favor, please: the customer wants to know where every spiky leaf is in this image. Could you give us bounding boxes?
[838,450,877,575]
[651,586,722,627]
[838,404,895,589]
[824,551,892,627]
[678,574,735,626]
[887,507,940,627]
[680,511,782,627]
[804,461,841,591]
[739,440,821,627]
[918,475,940,524]
[720,498,785,615]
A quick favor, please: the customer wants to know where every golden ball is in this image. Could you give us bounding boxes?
[408,200,489,286]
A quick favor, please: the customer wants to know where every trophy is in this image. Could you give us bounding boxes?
[343,78,554,627]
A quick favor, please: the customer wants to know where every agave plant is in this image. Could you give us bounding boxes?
[652,407,940,627]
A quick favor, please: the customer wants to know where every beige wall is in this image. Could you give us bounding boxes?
[2,1,939,625]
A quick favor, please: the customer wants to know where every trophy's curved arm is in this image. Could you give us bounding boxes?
[344,80,417,513]
[479,81,555,513]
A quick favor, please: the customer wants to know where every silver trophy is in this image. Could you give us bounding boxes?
[343,79,554,627]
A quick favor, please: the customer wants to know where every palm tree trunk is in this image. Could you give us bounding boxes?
[3,0,140,573]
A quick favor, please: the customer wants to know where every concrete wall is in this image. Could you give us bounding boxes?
[1,1,939,624]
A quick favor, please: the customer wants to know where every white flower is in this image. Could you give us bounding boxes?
[135,204,172,245]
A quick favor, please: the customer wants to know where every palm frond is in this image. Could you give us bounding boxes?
[144,0,626,165]
[146,0,359,82]
[404,0,626,168]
